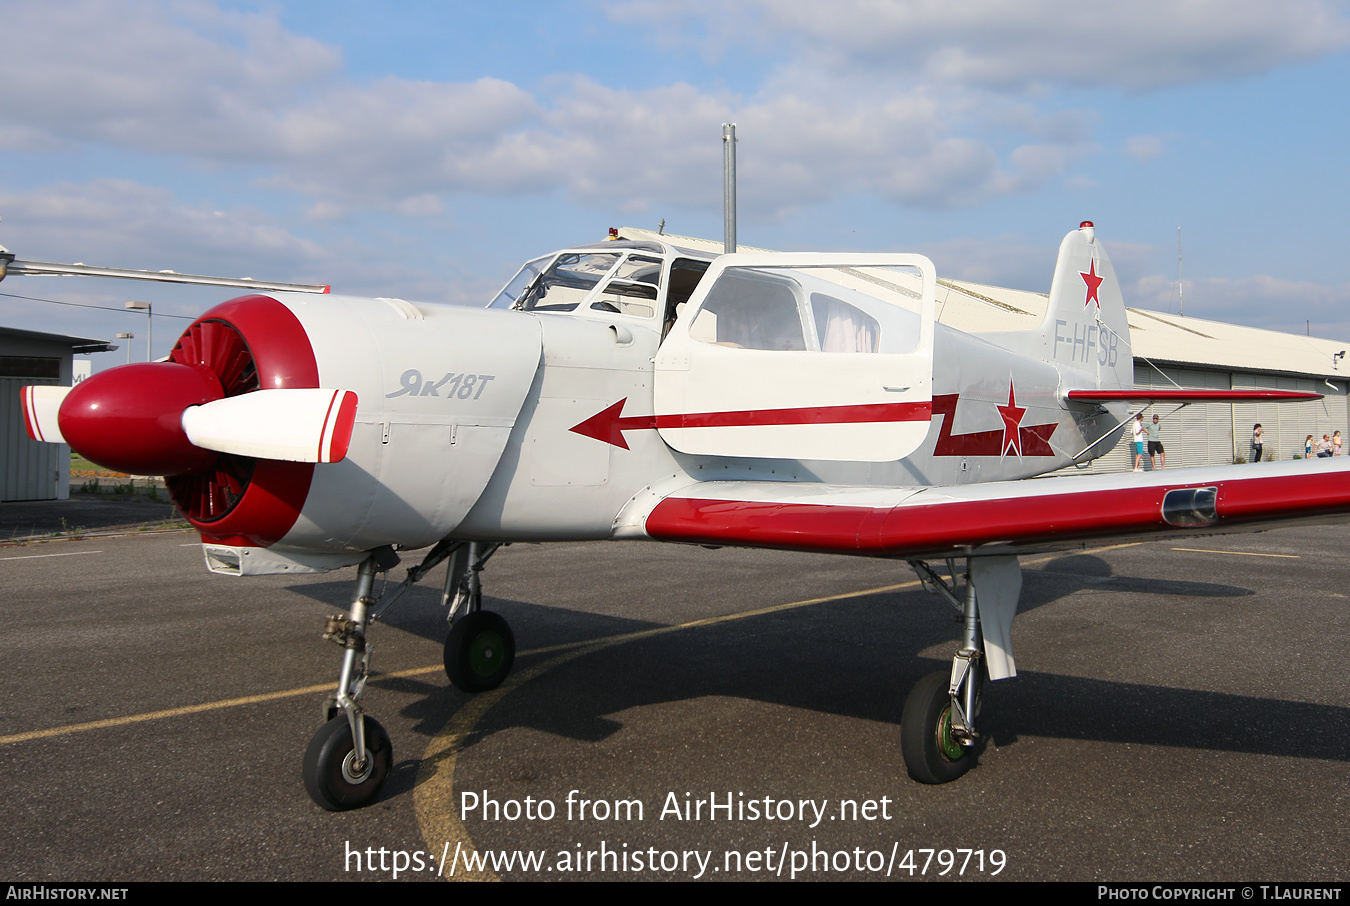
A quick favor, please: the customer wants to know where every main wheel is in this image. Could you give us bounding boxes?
[900,670,976,784]
[444,610,515,693]
[302,714,392,811]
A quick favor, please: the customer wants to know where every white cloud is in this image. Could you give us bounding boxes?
[1124,135,1168,161]
[0,179,327,280]
[615,0,1350,92]
[1129,272,1350,338]
[0,2,1102,217]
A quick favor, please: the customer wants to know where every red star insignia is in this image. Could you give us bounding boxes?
[997,383,1026,457]
[1081,259,1103,311]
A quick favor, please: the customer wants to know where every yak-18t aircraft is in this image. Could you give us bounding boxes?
[16,222,1342,810]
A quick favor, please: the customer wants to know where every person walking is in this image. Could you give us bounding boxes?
[1306,435,1315,459]
[1252,424,1263,463]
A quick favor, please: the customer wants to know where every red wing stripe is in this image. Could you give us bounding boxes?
[646,470,1350,557]
[655,400,932,429]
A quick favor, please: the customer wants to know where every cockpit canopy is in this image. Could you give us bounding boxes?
[487,241,711,329]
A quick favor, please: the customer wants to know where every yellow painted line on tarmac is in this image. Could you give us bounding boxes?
[1171,547,1300,559]
[413,540,1145,881]
[0,682,334,746]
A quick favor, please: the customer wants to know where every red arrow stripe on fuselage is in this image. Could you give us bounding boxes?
[655,400,933,429]
[570,398,932,449]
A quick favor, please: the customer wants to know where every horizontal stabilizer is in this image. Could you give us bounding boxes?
[1066,389,1323,403]
[181,389,358,464]
[22,385,71,444]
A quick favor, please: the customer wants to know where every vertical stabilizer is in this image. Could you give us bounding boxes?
[1042,222,1132,391]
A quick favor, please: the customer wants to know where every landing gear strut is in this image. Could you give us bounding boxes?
[440,542,514,692]
[901,556,1020,784]
[303,552,395,810]
[301,539,515,810]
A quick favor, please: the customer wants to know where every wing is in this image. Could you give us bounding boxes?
[625,458,1350,559]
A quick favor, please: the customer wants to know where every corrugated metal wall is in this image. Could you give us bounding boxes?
[1,376,65,501]
[1068,364,1349,474]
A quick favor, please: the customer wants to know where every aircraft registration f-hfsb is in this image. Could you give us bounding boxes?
[17,222,1339,809]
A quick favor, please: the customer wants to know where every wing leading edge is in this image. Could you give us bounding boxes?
[638,459,1350,559]
[1066,389,1322,403]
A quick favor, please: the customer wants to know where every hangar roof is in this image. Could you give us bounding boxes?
[619,226,1350,381]
[0,325,115,354]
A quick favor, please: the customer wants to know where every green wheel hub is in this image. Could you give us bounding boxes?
[936,704,966,762]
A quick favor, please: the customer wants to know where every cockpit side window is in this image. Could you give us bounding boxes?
[812,293,879,353]
[684,266,911,353]
[689,271,808,351]
[589,255,663,317]
[662,258,711,337]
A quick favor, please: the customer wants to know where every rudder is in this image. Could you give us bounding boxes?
[1041,221,1132,391]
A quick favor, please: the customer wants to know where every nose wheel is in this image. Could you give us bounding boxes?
[303,713,392,811]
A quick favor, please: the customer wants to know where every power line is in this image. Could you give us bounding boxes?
[0,291,196,319]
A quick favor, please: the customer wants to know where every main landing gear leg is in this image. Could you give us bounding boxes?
[902,555,1021,784]
[441,541,515,693]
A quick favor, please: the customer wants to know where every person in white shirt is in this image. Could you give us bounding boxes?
[1131,414,1146,471]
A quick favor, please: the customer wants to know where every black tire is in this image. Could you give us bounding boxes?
[900,670,975,784]
[444,610,515,693]
[302,714,392,811]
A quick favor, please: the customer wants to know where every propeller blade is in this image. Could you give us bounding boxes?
[22,386,72,444]
[181,389,359,464]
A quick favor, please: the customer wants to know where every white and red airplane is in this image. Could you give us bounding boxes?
[15,222,1341,810]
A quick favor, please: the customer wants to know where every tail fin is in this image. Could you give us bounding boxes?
[1041,222,1132,391]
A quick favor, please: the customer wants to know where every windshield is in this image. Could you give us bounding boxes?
[487,255,550,310]
[487,252,622,313]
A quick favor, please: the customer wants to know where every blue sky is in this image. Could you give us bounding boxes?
[3,0,1349,365]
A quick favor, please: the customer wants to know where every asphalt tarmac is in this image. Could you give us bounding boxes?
[2,522,1348,882]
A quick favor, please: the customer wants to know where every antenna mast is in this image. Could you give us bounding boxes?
[723,123,737,254]
[1177,225,1184,317]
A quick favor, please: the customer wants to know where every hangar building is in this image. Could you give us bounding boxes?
[1,326,114,501]
[620,227,1348,472]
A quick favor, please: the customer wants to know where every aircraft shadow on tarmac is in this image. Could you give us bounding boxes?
[283,552,1343,805]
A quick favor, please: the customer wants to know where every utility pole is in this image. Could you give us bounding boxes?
[723,124,737,254]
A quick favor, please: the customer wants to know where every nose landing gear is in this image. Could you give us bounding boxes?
[300,539,516,810]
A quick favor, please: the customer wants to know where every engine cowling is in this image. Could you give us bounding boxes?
[57,292,543,572]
